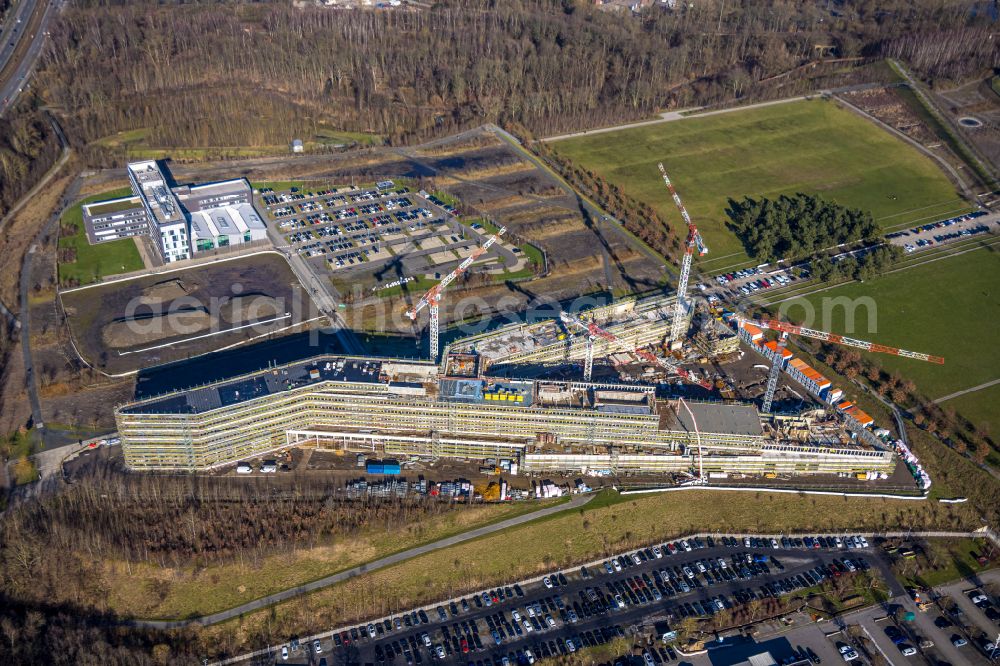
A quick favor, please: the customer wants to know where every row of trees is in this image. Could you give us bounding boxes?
[537,142,679,261]
[726,193,880,264]
[822,344,994,476]
[811,244,903,283]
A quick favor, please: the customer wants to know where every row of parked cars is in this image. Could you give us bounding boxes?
[716,267,765,284]
[738,274,791,294]
[731,534,869,549]
[714,267,796,291]
[967,588,1000,620]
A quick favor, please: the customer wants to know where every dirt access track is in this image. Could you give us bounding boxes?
[61,252,317,375]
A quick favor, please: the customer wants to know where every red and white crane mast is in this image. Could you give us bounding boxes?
[658,163,707,347]
[406,224,506,359]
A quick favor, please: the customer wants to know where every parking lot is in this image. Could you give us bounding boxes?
[702,209,997,302]
[264,535,890,666]
[258,183,520,285]
[887,210,996,254]
[706,265,806,299]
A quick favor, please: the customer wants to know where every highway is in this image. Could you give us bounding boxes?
[0,0,58,116]
[0,0,38,73]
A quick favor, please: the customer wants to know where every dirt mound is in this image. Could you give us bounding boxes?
[102,309,211,349]
[138,279,190,305]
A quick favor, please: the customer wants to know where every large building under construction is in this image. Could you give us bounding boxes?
[443,297,683,374]
[116,350,893,476]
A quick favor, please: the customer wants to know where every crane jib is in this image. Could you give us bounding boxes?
[750,318,944,364]
[405,225,506,319]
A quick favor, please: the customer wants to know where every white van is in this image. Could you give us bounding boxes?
[236,463,252,474]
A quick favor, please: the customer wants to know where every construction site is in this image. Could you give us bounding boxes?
[115,164,939,491]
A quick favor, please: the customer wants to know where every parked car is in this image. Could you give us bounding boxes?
[838,644,858,662]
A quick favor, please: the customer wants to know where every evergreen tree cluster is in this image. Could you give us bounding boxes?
[726,193,880,263]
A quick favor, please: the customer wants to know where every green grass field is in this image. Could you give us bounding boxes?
[553,98,966,268]
[776,246,999,430]
[942,383,1000,438]
[58,188,145,285]
[314,127,382,146]
[91,126,380,160]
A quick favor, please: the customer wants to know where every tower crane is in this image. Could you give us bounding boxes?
[559,311,713,389]
[406,224,506,359]
[658,163,707,348]
[737,316,945,365]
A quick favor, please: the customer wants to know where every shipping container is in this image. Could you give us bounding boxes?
[366,458,401,475]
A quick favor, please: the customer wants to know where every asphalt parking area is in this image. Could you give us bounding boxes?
[268,536,884,666]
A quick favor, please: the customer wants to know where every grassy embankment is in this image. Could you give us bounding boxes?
[102,498,563,620]
[194,487,979,654]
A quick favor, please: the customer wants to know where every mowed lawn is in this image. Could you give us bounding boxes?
[58,187,144,285]
[942,383,1000,436]
[553,99,965,267]
[776,247,999,430]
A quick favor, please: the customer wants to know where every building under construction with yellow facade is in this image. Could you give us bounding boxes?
[116,353,894,476]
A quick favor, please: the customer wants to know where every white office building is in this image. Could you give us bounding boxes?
[84,161,265,264]
[126,161,191,263]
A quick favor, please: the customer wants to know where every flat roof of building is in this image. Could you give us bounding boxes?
[176,178,253,212]
[128,161,185,227]
[122,356,395,415]
[189,203,266,240]
[119,352,762,438]
[661,400,763,437]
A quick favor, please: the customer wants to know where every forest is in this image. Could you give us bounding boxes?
[34,0,997,160]
[2,468,466,563]
[726,193,881,263]
[0,469,472,605]
[0,97,62,219]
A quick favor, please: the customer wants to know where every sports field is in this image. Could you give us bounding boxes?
[553,99,966,268]
[775,246,999,432]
